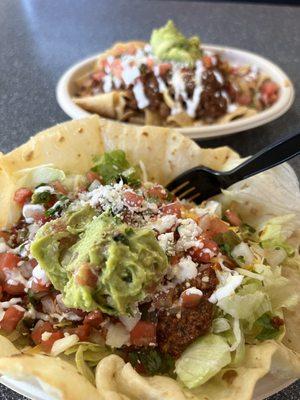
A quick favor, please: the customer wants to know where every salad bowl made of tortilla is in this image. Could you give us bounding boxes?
[57,21,294,139]
[0,116,298,400]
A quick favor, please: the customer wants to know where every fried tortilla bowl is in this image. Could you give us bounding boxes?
[0,116,299,399]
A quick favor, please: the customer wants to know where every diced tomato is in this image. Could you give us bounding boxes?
[147,185,167,200]
[224,210,242,226]
[146,58,154,69]
[124,191,144,208]
[271,316,284,329]
[3,282,25,295]
[111,59,123,79]
[31,321,54,345]
[13,188,32,207]
[181,290,203,308]
[204,217,229,239]
[0,231,10,242]
[260,81,279,106]
[75,263,98,287]
[52,180,67,195]
[130,321,156,346]
[84,310,103,328]
[236,93,252,106]
[189,238,219,263]
[203,55,212,69]
[161,202,181,218]
[31,279,51,293]
[0,306,24,333]
[86,171,102,184]
[159,63,171,75]
[75,324,91,341]
[92,71,105,82]
[41,331,64,353]
[0,253,21,270]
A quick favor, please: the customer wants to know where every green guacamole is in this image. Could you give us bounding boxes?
[150,20,201,65]
[31,207,168,315]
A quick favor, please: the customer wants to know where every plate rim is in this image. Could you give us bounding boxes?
[56,43,295,140]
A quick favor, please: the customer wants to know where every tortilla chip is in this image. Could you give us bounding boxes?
[74,92,125,119]
[0,116,298,400]
[0,354,102,400]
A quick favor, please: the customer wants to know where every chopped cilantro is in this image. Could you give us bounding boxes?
[214,231,241,256]
[129,349,175,376]
[92,150,142,187]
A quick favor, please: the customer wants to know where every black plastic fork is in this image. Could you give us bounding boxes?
[166,132,300,203]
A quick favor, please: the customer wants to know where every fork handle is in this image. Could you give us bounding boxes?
[222,132,300,187]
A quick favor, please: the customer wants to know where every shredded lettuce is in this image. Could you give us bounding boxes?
[17,165,66,187]
[175,334,231,388]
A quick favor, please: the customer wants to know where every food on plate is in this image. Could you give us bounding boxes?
[74,21,280,127]
[0,116,299,400]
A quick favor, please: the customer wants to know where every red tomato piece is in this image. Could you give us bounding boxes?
[75,263,98,288]
[130,321,156,346]
[86,171,102,183]
[203,55,212,69]
[0,307,24,333]
[13,188,32,207]
[224,209,242,226]
[189,238,219,263]
[31,322,54,345]
[31,279,51,293]
[147,185,167,200]
[84,310,103,328]
[3,282,25,295]
[236,93,252,106]
[146,58,154,69]
[52,180,67,195]
[181,291,203,308]
[260,81,279,106]
[0,253,21,270]
[41,331,64,353]
[161,202,181,218]
[75,324,91,341]
[204,217,229,239]
[159,63,171,75]
[124,191,144,208]
[0,231,10,242]
[111,59,123,79]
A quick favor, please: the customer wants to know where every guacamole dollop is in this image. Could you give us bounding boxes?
[31,207,168,315]
[150,20,201,65]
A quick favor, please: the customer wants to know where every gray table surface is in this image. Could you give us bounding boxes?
[0,0,299,399]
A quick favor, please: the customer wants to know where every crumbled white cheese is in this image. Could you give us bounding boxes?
[173,256,198,283]
[103,74,113,93]
[4,267,28,287]
[176,218,202,251]
[0,298,22,308]
[181,287,203,298]
[22,204,45,223]
[0,239,10,253]
[151,215,177,234]
[157,232,175,254]
[82,181,125,215]
[106,323,130,348]
[202,200,222,217]
[32,264,50,285]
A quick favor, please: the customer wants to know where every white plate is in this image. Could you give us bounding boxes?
[56,44,294,139]
[0,374,296,399]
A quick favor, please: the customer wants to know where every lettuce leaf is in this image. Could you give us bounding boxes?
[92,150,141,186]
[16,164,66,187]
[175,334,231,388]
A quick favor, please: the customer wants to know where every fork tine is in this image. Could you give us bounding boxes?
[186,192,203,203]
[170,180,190,195]
[177,186,197,200]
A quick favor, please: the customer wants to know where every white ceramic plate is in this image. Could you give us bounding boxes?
[0,374,296,399]
[56,44,294,139]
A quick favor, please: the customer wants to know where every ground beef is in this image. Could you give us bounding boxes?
[153,266,218,357]
[157,300,214,358]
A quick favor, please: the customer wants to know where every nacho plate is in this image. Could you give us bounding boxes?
[56,44,294,139]
[0,116,299,400]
